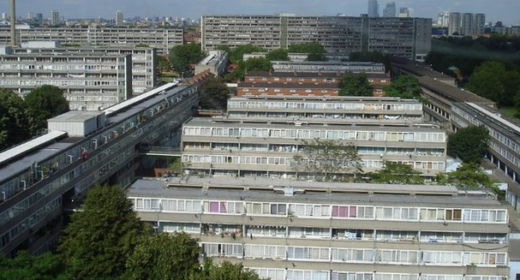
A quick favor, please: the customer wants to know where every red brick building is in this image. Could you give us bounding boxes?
[238,71,391,97]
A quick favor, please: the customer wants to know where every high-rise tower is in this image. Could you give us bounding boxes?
[383,2,396,17]
[115,10,123,26]
[368,0,379,17]
[50,10,60,26]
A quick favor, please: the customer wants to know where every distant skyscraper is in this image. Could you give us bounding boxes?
[461,13,473,35]
[368,0,379,17]
[115,10,123,26]
[1,12,7,20]
[27,12,33,20]
[383,2,396,17]
[50,10,59,26]
[436,11,449,27]
[448,12,461,35]
[35,13,43,22]
[474,13,486,35]
[398,7,412,18]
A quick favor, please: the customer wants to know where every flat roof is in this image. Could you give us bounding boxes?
[127,177,503,208]
[419,76,495,104]
[238,82,339,89]
[229,95,417,103]
[0,141,75,182]
[455,102,520,142]
[48,111,105,123]
[391,57,455,80]
[184,117,445,133]
[108,84,190,124]
[0,130,67,167]
[246,71,389,79]
[0,53,128,58]
[271,61,384,66]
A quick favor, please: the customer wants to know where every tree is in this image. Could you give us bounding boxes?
[501,70,520,106]
[465,61,506,104]
[292,139,363,182]
[157,54,172,74]
[436,162,495,189]
[244,57,271,72]
[288,42,327,61]
[0,251,66,280]
[225,58,271,82]
[170,43,206,74]
[225,44,266,64]
[124,232,200,280]
[369,161,423,184]
[383,74,422,99]
[266,49,289,61]
[24,85,69,136]
[199,77,231,110]
[447,126,489,164]
[58,185,147,280]
[0,88,30,151]
[338,73,374,96]
[194,259,262,280]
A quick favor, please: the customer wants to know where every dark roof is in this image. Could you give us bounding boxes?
[246,71,389,79]
[419,77,495,105]
[390,57,455,81]
[238,82,339,89]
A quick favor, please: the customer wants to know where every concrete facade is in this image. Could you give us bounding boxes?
[12,46,157,95]
[0,73,212,256]
[181,96,446,179]
[201,15,431,61]
[0,26,184,54]
[128,177,510,280]
[0,48,132,110]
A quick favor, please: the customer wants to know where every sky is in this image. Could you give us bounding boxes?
[0,0,519,26]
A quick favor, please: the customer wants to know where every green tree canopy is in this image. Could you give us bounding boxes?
[501,70,520,106]
[224,45,266,64]
[266,48,290,61]
[447,126,489,164]
[170,43,206,74]
[465,61,506,104]
[244,57,271,72]
[436,162,495,189]
[195,259,262,280]
[288,42,327,61]
[338,73,374,96]
[58,185,147,280]
[157,54,172,74]
[125,232,200,280]
[383,74,422,99]
[0,88,30,151]
[0,251,66,280]
[369,161,423,185]
[225,58,271,82]
[24,85,69,136]
[199,77,231,110]
[292,139,363,182]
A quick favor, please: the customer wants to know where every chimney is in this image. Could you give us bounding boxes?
[10,0,16,47]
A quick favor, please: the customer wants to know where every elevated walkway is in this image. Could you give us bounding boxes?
[139,146,181,157]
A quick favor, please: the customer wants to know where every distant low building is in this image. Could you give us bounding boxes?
[238,71,390,97]
[195,50,228,76]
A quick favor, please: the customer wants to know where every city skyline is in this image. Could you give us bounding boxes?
[0,0,518,25]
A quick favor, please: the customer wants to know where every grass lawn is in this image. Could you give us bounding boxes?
[499,106,519,119]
